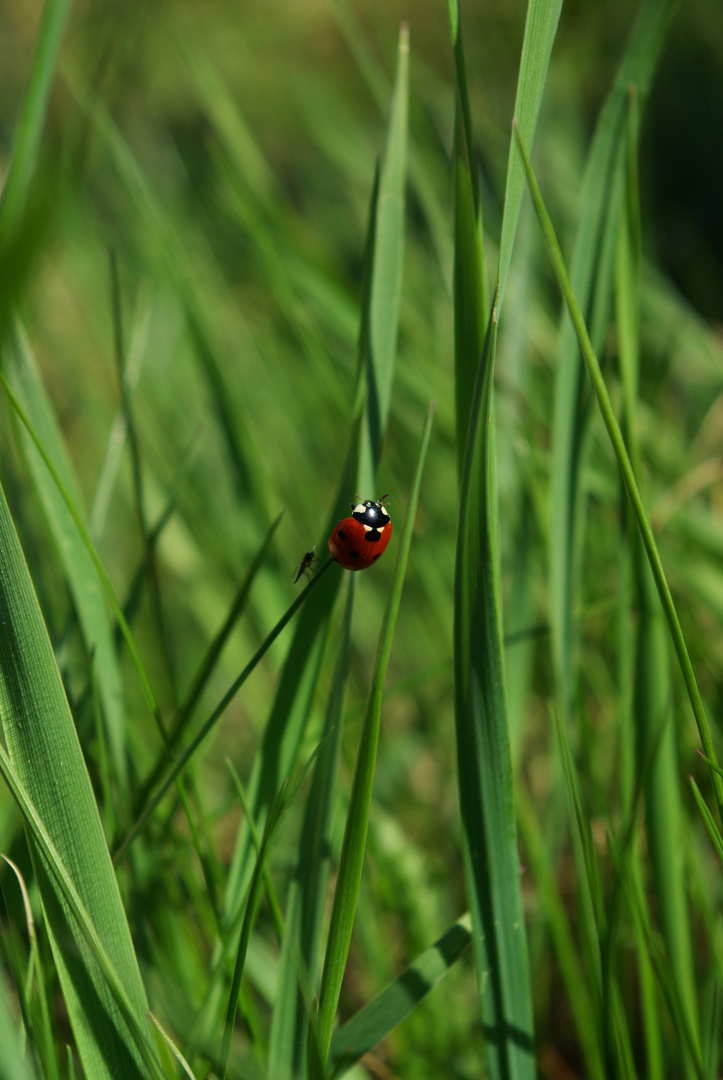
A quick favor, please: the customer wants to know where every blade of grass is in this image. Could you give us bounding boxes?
[113,558,335,862]
[549,0,677,728]
[3,320,130,803]
[0,477,160,1079]
[514,120,723,820]
[311,400,435,1080]
[328,914,472,1079]
[454,307,534,1080]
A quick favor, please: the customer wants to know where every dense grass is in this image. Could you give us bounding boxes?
[1,0,723,1078]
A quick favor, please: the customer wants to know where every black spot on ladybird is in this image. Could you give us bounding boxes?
[373,553,381,560]
[338,529,346,540]
[349,550,360,559]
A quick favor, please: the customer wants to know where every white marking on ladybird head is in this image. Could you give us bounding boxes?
[353,503,366,515]
[363,524,373,533]
[379,505,389,518]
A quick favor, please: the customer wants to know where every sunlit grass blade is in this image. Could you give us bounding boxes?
[311,402,434,1079]
[549,0,677,722]
[514,121,723,819]
[3,320,130,804]
[0,483,157,1078]
[268,579,355,1080]
[328,913,472,1079]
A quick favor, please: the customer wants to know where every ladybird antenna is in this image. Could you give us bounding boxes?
[379,493,389,503]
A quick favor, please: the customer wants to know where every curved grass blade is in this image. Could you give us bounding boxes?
[311,400,435,1080]
[513,121,723,820]
[329,914,472,1078]
[0,482,157,1079]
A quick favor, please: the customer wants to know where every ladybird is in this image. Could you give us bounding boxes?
[292,546,317,583]
[328,496,392,571]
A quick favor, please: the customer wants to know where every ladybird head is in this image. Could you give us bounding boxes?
[349,495,391,537]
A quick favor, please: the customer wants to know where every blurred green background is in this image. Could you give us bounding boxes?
[2,0,723,1076]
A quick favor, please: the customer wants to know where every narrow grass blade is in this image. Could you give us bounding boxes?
[268,579,355,1080]
[0,0,70,252]
[447,0,488,477]
[454,309,534,1080]
[495,0,563,313]
[312,401,435,1079]
[329,914,472,1078]
[3,321,129,802]
[0,482,157,1078]
[514,121,723,819]
[549,0,677,722]
[114,558,335,861]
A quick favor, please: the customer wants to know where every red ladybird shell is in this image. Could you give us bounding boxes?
[328,498,392,571]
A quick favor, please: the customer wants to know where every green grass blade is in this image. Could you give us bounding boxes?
[114,558,335,862]
[3,320,130,803]
[312,401,435,1080]
[454,309,534,1080]
[0,0,71,252]
[549,0,677,721]
[495,0,563,313]
[268,579,355,1080]
[0,482,158,1078]
[689,779,723,864]
[329,914,472,1078]
[514,121,723,819]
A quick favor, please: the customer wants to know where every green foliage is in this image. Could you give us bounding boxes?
[1,0,723,1078]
